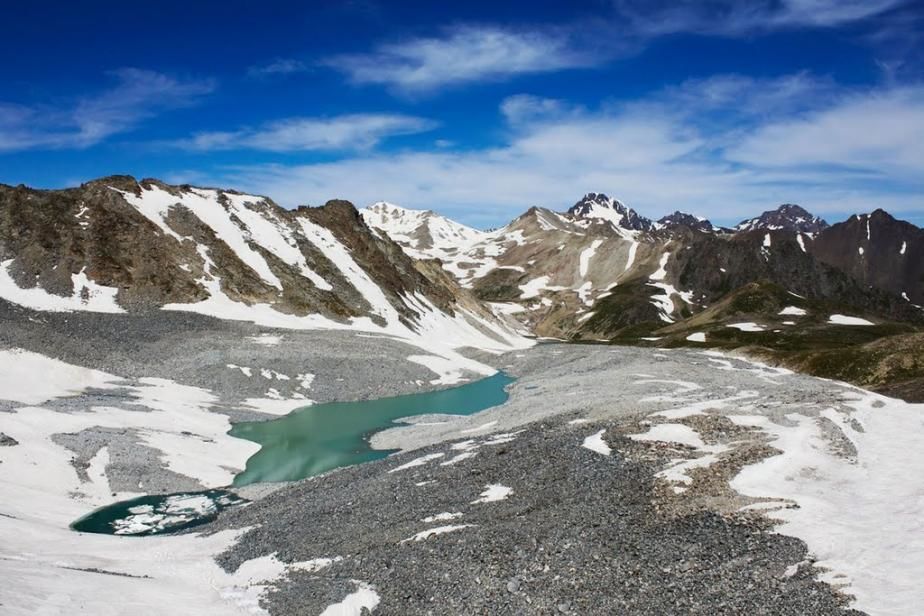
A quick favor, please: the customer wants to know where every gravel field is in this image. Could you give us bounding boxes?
[0,300,455,407]
[212,345,871,615]
[0,301,885,614]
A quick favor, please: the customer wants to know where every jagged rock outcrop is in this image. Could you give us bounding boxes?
[567,192,655,232]
[658,211,714,233]
[736,204,829,234]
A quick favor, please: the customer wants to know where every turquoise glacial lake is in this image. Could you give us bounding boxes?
[72,371,514,535]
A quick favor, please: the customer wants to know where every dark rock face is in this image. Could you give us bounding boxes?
[736,204,828,234]
[0,432,18,446]
[658,211,714,233]
[571,228,923,340]
[567,193,655,232]
[810,209,924,305]
[671,230,921,322]
[580,280,668,336]
[0,178,208,309]
[295,199,459,323]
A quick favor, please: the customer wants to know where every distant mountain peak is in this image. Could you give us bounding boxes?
[367,201,436,218]
[567,192,654,232]
[361,201,484,259]
[736,203,828,234]
[658,211,714,233]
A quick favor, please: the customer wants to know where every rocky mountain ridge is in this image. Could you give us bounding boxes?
[362,195,923,341]
[657,211,714,233]
[2,177,920,354]
[0,177,528,366]
[736,203,829,234]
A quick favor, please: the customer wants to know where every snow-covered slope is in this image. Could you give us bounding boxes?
[0,178,532,380]
[363,197,676,337]
[363,196,922,341]
[361,202,486,261]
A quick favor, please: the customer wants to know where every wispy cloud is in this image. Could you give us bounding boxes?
[176,113,436,152]
[0,68,214,152]
[323,25,600,94]
[247,58,309,78]
[210,75,924,227]
[317,3,914,97]
[617,0,910,37]
[655,73,835,116]
[729,86,924,178]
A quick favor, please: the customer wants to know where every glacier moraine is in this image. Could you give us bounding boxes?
[2,302,922,614]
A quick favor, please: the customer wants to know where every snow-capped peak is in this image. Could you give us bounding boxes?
[657,211,714,233]
[361,201,485,260]
[567,192,654,232]
[736,204,828,234]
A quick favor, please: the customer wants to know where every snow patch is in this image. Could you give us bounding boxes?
[0,348,118,405]
[629,423,704,448]
[582,429,612,455]
[827,314,874,326]
[624,240,639,271]
[0,261,125,313]
[389,453,444,473]
[401,525,474,543]
[650,253,670,281]
[518,275,566,300]
[319,581,381,616]
[471,484,513,503]
[731,391,924,615]
[579,239,603,277]
[727,322,765,332]
[421,512,463,523]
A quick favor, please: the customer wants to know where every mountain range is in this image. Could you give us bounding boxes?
[0,177,528,375]
[1,176,921,396]
[361,193,922,335]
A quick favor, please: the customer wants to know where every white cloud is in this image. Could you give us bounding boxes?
[211,77,923,228]
[0,69,214,152]
[214,105,738,225]
[619,0,909,37]
[655,73,836,117]
[323,25,597,93]
[729,86,924,178]
[769,0,907,27]
[247,58,309,78]
[500,94,580,125]
[178,113,436,152]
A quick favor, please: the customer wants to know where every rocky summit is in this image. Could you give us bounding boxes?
[567,192,655,232]
[736,203,829,234]
[657,210,715,233]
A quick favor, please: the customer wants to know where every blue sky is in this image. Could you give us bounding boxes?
[1,0,922,228]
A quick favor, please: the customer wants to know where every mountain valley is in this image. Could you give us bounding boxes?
[1,176,923,616]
